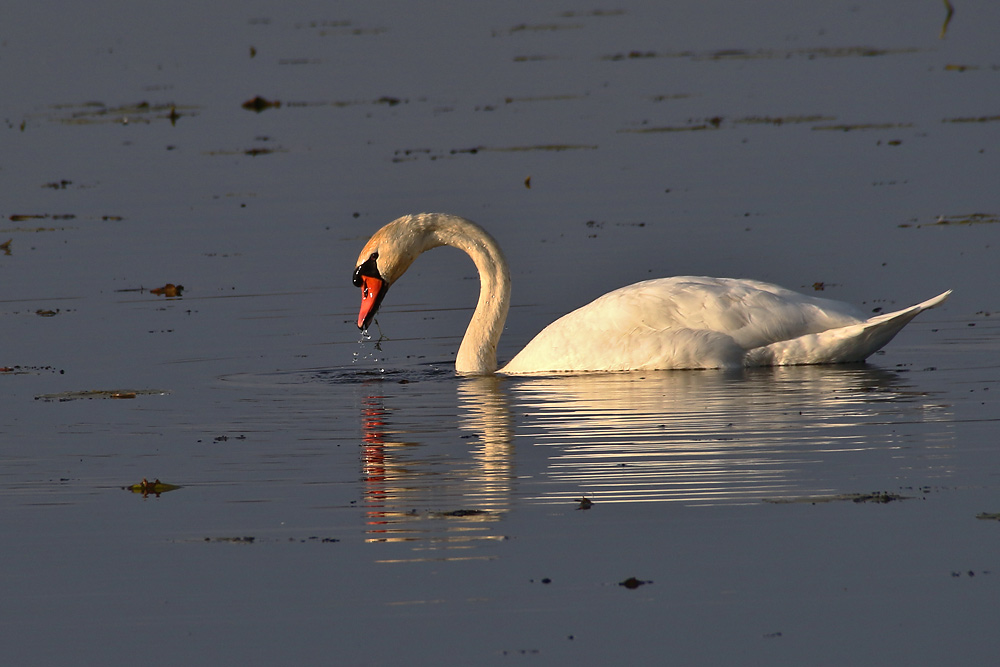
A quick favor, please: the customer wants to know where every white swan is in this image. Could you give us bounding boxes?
[353,213,950,375]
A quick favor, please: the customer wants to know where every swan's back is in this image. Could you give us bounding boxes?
[500,277,870,373]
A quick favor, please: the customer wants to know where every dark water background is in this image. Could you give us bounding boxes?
[2,1,999,664]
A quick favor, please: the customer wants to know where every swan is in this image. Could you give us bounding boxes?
[352,213,950,375]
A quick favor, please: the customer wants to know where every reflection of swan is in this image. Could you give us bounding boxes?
[508,366,952,504]
[349,365,952,515]
[357,382,514,555]
[352,213,950,374]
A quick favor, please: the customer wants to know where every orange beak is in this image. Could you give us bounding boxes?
[357,274,387,330]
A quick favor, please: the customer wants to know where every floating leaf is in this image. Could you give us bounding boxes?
[150,283,184,297]
[941,0,955,38]
[125,478,181,497]
[242,96,281,112]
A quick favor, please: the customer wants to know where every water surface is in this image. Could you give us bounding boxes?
[2,0,999,664]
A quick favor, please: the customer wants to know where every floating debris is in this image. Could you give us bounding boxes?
[34,388,170,402]
[975,512,1000,521]
[900,212,1000,228]
[125,478,182,497]
[39,100,198,125]
[812,122,913,131]
[206,145,288,157]
[734,114,835,125]
[852,492,908,504]
[603,50,658,61]
[3,212,114,231]
[392,144,597,163]
[763,491,910,504]
[150,283,184,297]
[930,212,1000,226]
[941,0,956,39]
[0,239,10,255]
[277,96,411,110]
[943,114,1000,124]
[500,22,583,36]
[212,434,247,442]
[575,497,593,510]
[618,113,840,134]
[619,577,651,589]
[9,214,53,222]
[620,117,722,134]
[1,365,62,375]
[487,144,597,153]
[205,536,255,544]
[242,96,281,112]
[601,46,919,63]
[201,535,340,544]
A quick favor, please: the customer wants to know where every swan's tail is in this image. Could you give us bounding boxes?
[745,290,952,367]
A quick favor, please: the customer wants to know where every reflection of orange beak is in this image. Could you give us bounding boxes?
[358,275,387,330]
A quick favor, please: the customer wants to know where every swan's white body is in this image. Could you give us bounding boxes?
[353,213,950,375]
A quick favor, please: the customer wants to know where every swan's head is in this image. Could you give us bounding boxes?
[352,216,430,330]
[353,250,386,331]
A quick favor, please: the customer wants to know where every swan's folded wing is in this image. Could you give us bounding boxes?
[744,290,951,366]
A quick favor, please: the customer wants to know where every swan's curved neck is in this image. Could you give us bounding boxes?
[419,215,511,374]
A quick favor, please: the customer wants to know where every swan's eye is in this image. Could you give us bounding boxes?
[353,251,380,286]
